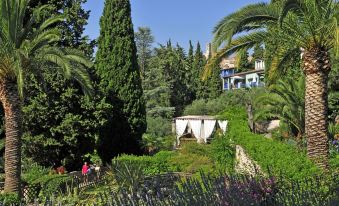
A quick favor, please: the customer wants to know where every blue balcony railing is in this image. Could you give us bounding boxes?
[220,69,235,78]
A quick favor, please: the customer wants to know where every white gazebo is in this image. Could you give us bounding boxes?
[174,116,228,146]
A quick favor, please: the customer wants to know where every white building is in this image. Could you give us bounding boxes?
[220,59,265,90]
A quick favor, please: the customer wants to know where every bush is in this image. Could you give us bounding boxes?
[169,143,213,174]
[0,193,20,205]
[169,153,213,174]
[210,136,235,172]
[219,107,320,180]
[146,117,172,137]
[141,134,175,154]
[31,174,73,197]
[183,90,249,116]
[114,151,178,175]
[329,154,339,173]
[22,163,50,184]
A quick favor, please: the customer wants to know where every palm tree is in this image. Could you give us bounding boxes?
[0,0,93,194]
[209,0,338,169]
[254,76,305,141]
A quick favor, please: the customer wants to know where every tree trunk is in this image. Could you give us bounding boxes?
[303,48,330,170]
[0,79,22,195]
[246,103,255,132]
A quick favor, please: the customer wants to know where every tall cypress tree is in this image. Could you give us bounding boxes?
[95,0,146,163]
[194,42,208,99]
[188,40,194,65]
[237,50,252,72]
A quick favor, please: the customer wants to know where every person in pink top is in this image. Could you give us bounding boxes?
[82,162,89,175]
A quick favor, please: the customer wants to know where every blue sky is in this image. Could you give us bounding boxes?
[83,0,268,51]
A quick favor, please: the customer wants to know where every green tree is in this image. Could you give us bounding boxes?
[0,0,93,194]
[96,0,146,163]
[210,0,338,169]
[170,43,194,115]
[28,0,96,56]
[205,61,222,99]
[237,50,252,72]
[22,71,111,171]
[188,40,194,66]
[143,45,175,119]
[21,0,104,171]
[194,42,208,99]
[135,27,154,78]
[143,42,194,117]
[252,44,265,60]
[187,40,196,98]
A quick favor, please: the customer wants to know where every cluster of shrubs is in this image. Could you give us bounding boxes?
[114,151,178,175]
[114,134,235,177]
[183,89,252,116]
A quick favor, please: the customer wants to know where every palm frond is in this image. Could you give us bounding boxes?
[212,2,277,51]
[64,48,94,68]
[40,47,72,78]
[254,75,305,136]
[204,31,267,80]
[268,47,300,82]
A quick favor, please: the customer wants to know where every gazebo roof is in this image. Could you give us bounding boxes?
[175,115,216,120]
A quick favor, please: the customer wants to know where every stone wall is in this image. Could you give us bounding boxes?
[235,145,264,177]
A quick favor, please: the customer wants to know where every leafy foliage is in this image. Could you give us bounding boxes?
[33,174,73,197]
[21,162,50,184]
[237,50,252,72]
[23,71,111,170]
[21,0,110,170]
[219,107,321,180]
[0,0,94,193]
[254,75,305,138]
[0,193,21,205]
[252,44,265,60]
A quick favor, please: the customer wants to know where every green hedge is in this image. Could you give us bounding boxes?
[114,151,178,175]
[219,107,321,180]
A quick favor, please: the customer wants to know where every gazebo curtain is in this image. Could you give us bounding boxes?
[176,120,188,137]
[204,120,216,142]
[190,120,202,140]
[218,120,228,134]
[176,119,228,144]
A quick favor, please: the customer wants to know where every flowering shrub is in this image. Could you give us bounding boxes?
[331,139,339,154]
[95,171,338,206]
